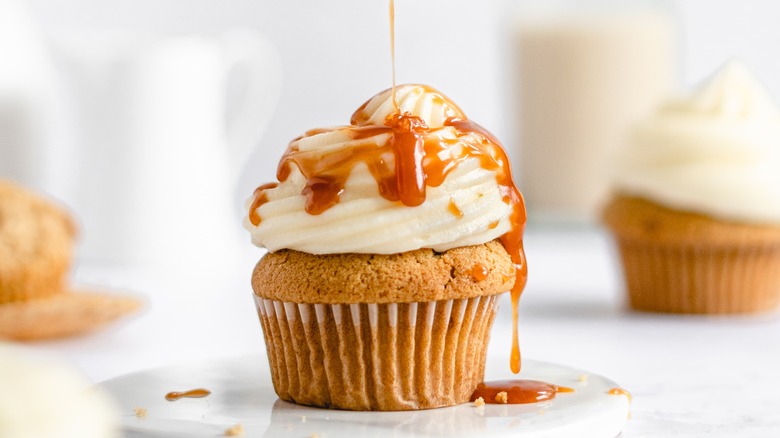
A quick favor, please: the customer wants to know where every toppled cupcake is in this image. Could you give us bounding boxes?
[245,84,528,410]
[603,61,780,314]
[0,180,141,339]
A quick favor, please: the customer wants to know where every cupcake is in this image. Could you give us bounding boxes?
[0,180,141,340]
[245,84,528,410]
[0,344,119,438]
[603,61,780,314]
[0,180,76,304]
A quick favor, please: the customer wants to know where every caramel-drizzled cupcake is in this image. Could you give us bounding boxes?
[245,84,528,410]
[603,62,780,314]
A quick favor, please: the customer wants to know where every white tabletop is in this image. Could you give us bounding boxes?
[26,226,780,437]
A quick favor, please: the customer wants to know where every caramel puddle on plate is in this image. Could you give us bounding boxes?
[471,380,575,405]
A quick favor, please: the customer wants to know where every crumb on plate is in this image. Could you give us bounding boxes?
[474,396,485,407]
[225,423,244,436]
[133,407,147,418]
[495,391,508,404]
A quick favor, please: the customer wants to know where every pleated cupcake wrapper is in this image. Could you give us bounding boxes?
[617,238,780,314]
[254,295,499,411]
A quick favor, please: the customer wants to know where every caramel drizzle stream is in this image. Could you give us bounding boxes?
[389,0,398,111]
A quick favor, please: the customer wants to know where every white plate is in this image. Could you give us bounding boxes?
[100,356,629,438]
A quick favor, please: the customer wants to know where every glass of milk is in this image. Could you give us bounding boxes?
[508,0,679,224]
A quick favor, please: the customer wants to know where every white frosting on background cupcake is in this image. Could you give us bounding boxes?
[613,61,780,224]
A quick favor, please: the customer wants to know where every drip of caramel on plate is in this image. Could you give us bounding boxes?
[471,380,574,405]
[608,387,632,402]
[164,388,211,401]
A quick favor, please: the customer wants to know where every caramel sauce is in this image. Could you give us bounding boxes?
[165,388,211,401]
[389,0,398,111]
[608,387,632,402]
[471,380,574,405]
[470,263,489,281]
[488,219,500,229]
[248,183,278,226]
[448,198,464,218]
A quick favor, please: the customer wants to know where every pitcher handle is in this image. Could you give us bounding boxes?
[220,29,282,173]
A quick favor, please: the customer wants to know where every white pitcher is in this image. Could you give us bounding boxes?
[0,0,60,196]
[53,29,282,270]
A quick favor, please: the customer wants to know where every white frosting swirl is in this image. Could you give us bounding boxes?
[613,61,780,224]
[245,84,513,254]
[352,84,465,128]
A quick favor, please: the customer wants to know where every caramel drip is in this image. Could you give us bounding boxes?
[470,263,489,281]
[488,219,500,229]
[471,380,574,405]
[248,183,278,226]
[165,388,211,401]
[608,387,632,402]
[448,198,464,218]
[446,119,528,374]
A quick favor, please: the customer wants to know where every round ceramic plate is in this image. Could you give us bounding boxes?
[100,356,630,438]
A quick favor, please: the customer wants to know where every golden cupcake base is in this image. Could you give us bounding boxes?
[254,295,498,411]
[616,238,780,313]
[604,195,780,314]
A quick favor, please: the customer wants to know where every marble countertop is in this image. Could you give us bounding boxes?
[25,226,780,437]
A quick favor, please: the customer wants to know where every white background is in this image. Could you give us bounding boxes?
[9,1,780,436]
[25,0,780,202]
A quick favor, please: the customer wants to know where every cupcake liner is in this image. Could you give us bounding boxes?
[254,294,499,411]
[616,238,780,314]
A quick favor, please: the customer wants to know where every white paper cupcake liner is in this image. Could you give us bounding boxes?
[254,294,499,411]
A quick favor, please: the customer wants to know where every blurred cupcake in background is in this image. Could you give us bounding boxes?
[0,180,142,340]
[602,61,780,314]
[0,344,120,438]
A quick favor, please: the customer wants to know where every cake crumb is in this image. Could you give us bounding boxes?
[473,396,485,407]
[578,374,588,383]
[301,415,307,423]
[224,424,244,436]
[495,391,508,404]
[133,407,147,418]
